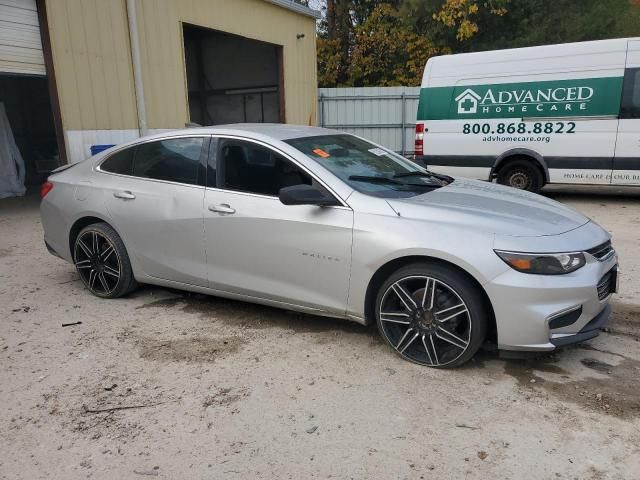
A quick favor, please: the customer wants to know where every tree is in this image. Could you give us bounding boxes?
[348,3,439,86]
[315,0,640,87]
[317,0,508,86]
[463,0,640,52]
[433,0,507,40]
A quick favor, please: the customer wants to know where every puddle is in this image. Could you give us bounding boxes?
[136,288,372,336]
[139,335,244,363]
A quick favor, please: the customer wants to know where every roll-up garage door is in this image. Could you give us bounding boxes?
[0,0,45,76]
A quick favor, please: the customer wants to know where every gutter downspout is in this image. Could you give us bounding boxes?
[126,0,148,136]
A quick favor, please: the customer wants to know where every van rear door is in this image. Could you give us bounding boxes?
[612,40,640,184]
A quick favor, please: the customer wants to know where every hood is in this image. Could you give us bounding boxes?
[386,178,589,237]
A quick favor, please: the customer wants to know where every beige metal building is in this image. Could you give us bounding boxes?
[0,0,319,179]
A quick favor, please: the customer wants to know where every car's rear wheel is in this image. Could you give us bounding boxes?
[496,159,544,193]
[73,223,137,298]
[375,262,487,368]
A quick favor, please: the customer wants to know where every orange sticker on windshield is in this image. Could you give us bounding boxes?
[312,148,330,158]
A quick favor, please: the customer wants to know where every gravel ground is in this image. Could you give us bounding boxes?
[1,186,639,479]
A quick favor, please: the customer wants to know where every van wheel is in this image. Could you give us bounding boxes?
[497,159,544,193]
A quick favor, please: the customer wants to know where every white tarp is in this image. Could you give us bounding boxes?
[0,102,26,199]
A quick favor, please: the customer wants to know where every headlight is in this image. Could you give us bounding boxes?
[494,250,586,275]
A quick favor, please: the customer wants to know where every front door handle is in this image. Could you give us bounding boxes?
[113,190,136,200]
[208,203,236,214]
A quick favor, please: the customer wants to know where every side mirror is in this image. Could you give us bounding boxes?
[278,184,340,207]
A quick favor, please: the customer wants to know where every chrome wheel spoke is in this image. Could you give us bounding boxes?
[421,335,434,365]
[100,245,115,262]
[399,331,420,354]
[103,265,120,278]
[75,259,92,269]
[77,239,93,257]
[395,327,414,351]
[92,232,99,257]
[435,326,469,350]
[98,272,111,292]
[423,335,440,365]
[391,283,417,311]
[98,272,110,292]
[421,278,437,310]
[88,269,98,289]
[380,312,411,325]
[436,304,468,322]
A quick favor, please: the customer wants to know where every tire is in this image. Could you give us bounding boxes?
[375,262,488,368]
[73,222,137,298]
[496,159,544,193]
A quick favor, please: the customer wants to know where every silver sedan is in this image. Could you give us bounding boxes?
[40,125,618,367]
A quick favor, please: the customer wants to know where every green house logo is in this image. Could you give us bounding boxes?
[455,89,481,114]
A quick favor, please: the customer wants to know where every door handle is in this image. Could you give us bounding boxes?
[208,203,236,214]
[113,190,136,200]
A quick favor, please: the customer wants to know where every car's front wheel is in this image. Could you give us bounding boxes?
[375,262,487,368]
[73,222,137,298]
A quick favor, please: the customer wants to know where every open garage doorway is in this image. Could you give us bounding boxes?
[0,74,58,189]
[0,0,61,198]
[183,24,284,126]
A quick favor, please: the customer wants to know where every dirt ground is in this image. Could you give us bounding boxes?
[1,185,639,479]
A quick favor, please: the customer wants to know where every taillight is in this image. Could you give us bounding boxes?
[415,123,425,157]
[40,181,53,199]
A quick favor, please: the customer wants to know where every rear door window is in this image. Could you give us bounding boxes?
[621,68,640,119]
[133,137,205,186]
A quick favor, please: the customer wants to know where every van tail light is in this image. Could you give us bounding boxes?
[415,123,425,157]
[40,181,54,199]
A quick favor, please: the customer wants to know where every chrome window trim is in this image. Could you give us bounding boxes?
[95,169,206,191]
[208,134,352,210]
[94,133,210,189]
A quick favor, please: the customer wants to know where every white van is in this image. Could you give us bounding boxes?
[415,38,640,192]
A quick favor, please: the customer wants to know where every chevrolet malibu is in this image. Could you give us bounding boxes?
[40,125,618,367]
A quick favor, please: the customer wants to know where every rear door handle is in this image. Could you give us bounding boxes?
[113,190,136,200]
[208,203,236,214]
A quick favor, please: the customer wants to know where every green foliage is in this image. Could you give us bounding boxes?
[465,0,640,52]
[348,4,440,86]
[316,0,640,87]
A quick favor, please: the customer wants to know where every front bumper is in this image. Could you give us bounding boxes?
[485,252,617,352]
[549,304,610,347]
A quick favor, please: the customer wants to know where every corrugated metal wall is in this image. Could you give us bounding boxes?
[44,0,139,132]
[45,0,317,132]
[318,87,420,154]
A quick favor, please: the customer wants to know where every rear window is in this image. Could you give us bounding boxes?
[100,148,134,175]
[133,137,203,185]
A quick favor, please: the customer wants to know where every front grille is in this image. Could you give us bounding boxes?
[587,241,614,261]
[597,268,616,300]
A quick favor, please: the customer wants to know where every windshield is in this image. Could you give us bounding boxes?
[285,134,450,198]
